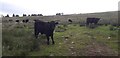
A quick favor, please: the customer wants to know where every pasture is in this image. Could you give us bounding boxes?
[2,11,119,56]
[2,22,119,56]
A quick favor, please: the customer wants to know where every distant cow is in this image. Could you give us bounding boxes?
[9,19,13,22]
[16,15,19,17]
[34,20,58,45]
[16,20,19,23]
[68,19,72,23]
[111,24,120,27]
[23,14,27,16]
[5,14,9,17]
[86,18,100,26]
[23,19,29,23]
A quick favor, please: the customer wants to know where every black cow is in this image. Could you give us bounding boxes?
[9,19,13,22]
[16,15,19,17]
[16,20,19,23]
[68,19,72,23]
[23,19,29,23]
[23,14,27,16]
[5,14,9,17]
[86,18,100,26]
[34,20,58,45]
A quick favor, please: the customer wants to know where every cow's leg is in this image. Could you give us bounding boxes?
[94,23,97,27]
[46,35,50,45]
[86,23,89,27]
[51,34,55,44]
[35,31,39,39]
[35,34,38,39]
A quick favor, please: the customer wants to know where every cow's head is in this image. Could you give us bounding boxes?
[49,21,59,29]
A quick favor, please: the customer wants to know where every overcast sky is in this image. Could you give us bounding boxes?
[0,0,120,16]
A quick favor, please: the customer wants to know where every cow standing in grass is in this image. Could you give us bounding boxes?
[34,20,58,45]
[15,20,19,23]
[23,19,29,23]
[9,19,13,22]
[68,19,72,23]
[86,18,100,28]
[86,18,100,26]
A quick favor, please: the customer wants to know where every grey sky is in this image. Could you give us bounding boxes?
[0,0,120,16]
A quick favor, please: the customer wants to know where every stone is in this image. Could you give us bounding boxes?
[65,39,68,41]
[70,47,74,49]
[50,54,54,56]
[107,37,111,39]
[71,41,75,44]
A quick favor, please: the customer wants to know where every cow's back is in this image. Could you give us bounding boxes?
[34,20,45,33]
[34,20,58,36]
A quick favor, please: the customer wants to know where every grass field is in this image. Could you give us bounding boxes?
[1,11,119,56]
[2,23,119,56]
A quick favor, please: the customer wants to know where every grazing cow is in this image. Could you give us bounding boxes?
[34,20,58,45]
[9,19,13,22]
[111,24,119,27]
[86,18,100,26]
[13,14,15,17]
[16,20,19,23]
[23,19,29,23]
[23,14,27,16]
[16,15,19,17]
[31,14,37,16]
[5,14,9,17]
[38,14,43,16]
[68,19,72,23]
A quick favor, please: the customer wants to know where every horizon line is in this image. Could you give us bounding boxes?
[0,10,118,17]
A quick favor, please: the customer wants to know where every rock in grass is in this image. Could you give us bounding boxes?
[118,28,120,30]
[71,41,75,44]
[92,42,95,45]
[107,36,111,39]
[95,50,101,53]
[65,39,68,41]
[72,52,76,55]
[50,54,54,56]
[72,53,74,55]
[70,47,74,49]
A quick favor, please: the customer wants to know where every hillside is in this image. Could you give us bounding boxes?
[2,11,118,24]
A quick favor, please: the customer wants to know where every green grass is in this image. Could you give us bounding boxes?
[2,23,119,56]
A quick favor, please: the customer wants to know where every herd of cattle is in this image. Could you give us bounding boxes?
[3,17,120,45]
[6,17,119,27]
[8,19,29,23]
[33,18,102,45]
[7,17,101,24]
[34,18,120,45]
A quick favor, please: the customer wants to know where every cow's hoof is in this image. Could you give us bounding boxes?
[52,42,55,45]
